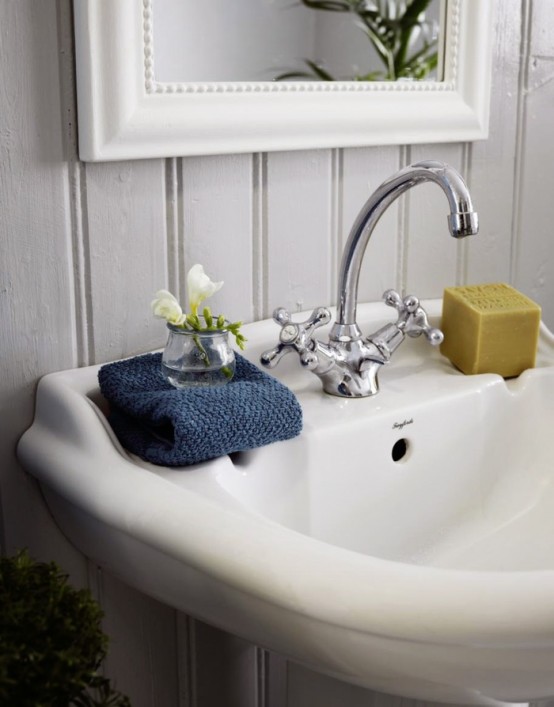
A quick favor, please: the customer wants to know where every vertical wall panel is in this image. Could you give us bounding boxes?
[0,0,88,579]
[341,146,403,306]
[192,622,258,707]
[86,160,169,363]
[165,157,183,296]
[527,0,554,55]
[287,663,480,707]
[404,144,464,297]
[96,570,180,707]
[514,0,554,328]
[81,157,181,704]
[175,157,259,707]
[266,150,334,315]
[467,0,522,285]
[265,650,288,707]
[181,154,255,323]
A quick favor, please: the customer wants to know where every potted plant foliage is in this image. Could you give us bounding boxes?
[0,550,130,706]
[276,0,439,81]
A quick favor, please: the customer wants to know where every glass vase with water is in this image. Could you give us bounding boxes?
[161,321,235,388]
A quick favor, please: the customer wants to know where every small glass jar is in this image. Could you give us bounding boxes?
[161,322,235,389]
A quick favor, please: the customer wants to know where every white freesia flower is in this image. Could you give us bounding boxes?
[187,264,223,315]
[151,266,246,351]
[151,289,186,325]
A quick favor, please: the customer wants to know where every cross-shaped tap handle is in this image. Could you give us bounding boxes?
[260,306,331,369]
[382,289,443,345]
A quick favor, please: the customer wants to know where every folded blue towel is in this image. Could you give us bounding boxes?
[98,352,302,467]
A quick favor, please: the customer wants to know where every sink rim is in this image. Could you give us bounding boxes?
[18,300,554,650]
[22,385,554,647]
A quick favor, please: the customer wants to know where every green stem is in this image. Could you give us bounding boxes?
[192,334,210,368]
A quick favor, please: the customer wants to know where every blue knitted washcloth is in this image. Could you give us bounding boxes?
[98,352,302,467]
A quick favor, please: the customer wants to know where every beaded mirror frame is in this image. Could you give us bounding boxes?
[73,0,493,161]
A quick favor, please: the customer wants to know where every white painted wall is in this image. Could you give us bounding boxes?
[1,0,554,705]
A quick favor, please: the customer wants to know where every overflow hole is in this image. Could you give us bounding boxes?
[392,438,409,462]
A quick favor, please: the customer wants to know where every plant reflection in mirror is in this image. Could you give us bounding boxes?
[275,0,438,82]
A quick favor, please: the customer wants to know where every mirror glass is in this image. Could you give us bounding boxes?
[153,0,445,84]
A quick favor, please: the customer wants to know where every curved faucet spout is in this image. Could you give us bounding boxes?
[261,160,479,397]
[332,161,478,339]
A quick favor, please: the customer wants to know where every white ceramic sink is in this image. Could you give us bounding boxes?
[17,300,554,705]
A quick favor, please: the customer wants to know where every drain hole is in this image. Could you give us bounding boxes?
[392,438,409,462]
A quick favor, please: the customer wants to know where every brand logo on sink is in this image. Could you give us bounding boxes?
[393,418,413,430]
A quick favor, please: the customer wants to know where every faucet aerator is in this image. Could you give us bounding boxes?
[448,211,479,239]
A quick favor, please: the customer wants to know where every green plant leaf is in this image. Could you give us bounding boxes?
[275,70,323,81]
[279,0,439,83]
[355,70,385,81]
[0,550,130,707]
[394,0,437,76]
[301,0,351,11]
[186,314,201,330]
[303,60,336,81]
[235,334,247,351]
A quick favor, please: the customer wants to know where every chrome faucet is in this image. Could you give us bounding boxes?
[261,161,479,398]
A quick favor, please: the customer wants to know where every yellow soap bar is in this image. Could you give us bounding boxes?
[440,283,541,377]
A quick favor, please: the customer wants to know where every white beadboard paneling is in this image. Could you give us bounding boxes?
[192,621,258,707]
[181,154,255,323]
[263,650,288,707]
[286,662,486,707]
[85,159,169,362]
[95,569,180,707]
[528,0,554,55]
[514,2,554,327]
[57,0,92,368]
[467,0,522,285]
[341,146,403,306]
[266,150,335,316]
[404,144,465,298]
[176,613,196,706]
[165,157,183,296]
[514,4,554,328]
[0,0,86,579]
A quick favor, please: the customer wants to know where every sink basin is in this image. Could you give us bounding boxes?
[17,299,554,705]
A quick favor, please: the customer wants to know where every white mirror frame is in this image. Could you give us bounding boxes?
[74,0,493,161]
